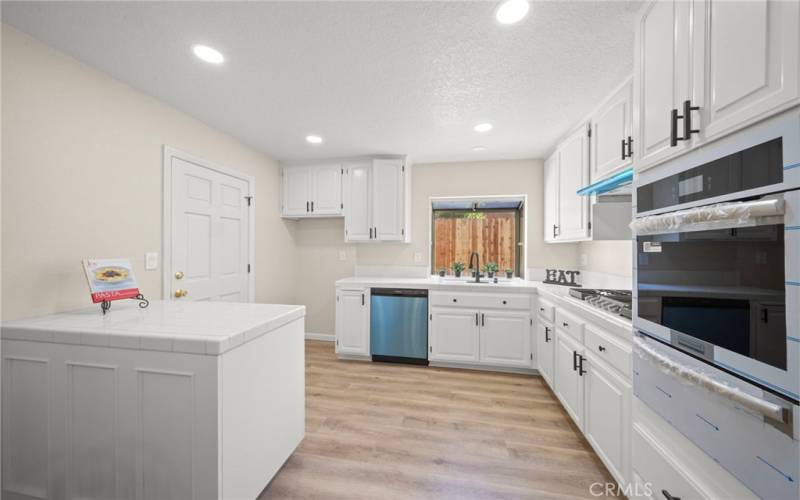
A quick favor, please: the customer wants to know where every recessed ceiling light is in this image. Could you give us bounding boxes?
[472,146,488,152]
[192,44,225,64]
[473,123,493,133]
[495,0,530,25]
[305,135,323,144]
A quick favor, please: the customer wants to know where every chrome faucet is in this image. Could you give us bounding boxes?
[469,252,481,283]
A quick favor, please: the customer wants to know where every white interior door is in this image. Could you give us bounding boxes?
[168,151,252,302]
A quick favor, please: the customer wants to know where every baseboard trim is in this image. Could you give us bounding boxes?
[305,332,335,342]
[429,362,539,375]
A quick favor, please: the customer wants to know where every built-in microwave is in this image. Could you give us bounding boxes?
[633,107,800,404]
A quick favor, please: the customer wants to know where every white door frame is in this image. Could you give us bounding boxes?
[162,145,256,301]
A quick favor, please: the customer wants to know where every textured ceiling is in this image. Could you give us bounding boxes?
[2,1,642,163]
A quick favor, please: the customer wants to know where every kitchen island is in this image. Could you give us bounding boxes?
[1,300,305,500]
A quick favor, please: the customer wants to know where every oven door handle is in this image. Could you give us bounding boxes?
[634,337,788,424]
[630,197,785,236]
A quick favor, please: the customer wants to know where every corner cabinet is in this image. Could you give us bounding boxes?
[343,158,410,243]
[634,0,800,173]
[543,124,591,243]
[335,288,370,357]
[282,163,342,217]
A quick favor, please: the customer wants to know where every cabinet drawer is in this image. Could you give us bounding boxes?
[536,298,555,323]
[555,309,584,341]
[633,425,706,500]
[430,292,530,310]
[585,324,630,377]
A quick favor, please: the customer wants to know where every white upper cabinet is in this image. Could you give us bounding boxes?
[282,164,342,217]
[634,0,695,171]
[634,0,799,172]
[543,152,560,243]
[697,0,799,143]
[591,78,633,182]
[343,157,409,243]
[555,124,591,242]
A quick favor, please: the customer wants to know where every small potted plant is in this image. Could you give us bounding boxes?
[483,262,499,279]
[451,262,465,278]
[438,267,447,277]
[505,268,513,279]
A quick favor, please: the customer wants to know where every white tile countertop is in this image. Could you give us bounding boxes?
[337,276,633,330]
[1,300,306,355]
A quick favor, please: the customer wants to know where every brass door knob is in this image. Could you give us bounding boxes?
[175,271,184,280]
[174,289,188,298]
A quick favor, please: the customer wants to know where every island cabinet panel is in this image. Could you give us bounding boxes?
[1,301,306,500]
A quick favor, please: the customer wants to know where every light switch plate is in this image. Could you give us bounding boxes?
[145,252,159,270]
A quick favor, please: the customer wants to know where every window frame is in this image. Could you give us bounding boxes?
[428,195,527,279]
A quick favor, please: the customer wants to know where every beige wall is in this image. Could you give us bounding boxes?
[578,241,633,278]
[1,26,297,320]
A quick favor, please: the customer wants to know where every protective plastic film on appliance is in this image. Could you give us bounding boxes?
[630,198,785,236]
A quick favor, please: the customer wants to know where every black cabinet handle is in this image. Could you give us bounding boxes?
[682,99,700,141]
[662,490,681,500]
[562,321,569,328]
[311,201,314,212]
[553,224,559,238]
[306,201,310,212]
[578,354,586,376]
[502,300,507,305]
[481,313,485,327]
[544,327,551,343]
[475,313,479,326]
[670,108,682,147]
[598,345,606,352]
[539,307,545,312]
[573,350,578,371]
[453,298,457,303]
[361,293,365,306]
[626,136,633,158]
[621,138,627,160]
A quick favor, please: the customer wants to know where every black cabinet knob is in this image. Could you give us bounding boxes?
[599,345,606,352]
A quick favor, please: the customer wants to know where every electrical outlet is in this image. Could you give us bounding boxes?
[145,252,159,270]
[339,250,347,261]
[414,252,423,263]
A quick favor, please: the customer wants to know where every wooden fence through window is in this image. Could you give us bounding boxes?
[432,210,518,274]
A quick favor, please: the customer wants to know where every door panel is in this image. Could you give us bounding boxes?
[554,331,584,429]
[336,290,369,355]
[591,81,632,182]
[371,159,404,241]
[479,311,531,368]
[556,126,590,241]
[171,156,250,302]
[700,0,799,142]
[311,164,342,215]
[537,321,555,387]
[282,167,310,216]
[429,308,480,362]
[344,163,371,241]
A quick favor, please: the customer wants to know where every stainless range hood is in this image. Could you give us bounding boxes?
[577,168,633,240]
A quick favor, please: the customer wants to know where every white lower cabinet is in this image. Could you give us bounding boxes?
[536,321,555,386]
[584,351,631,485]
[554,330,585,428]
[479,311,532,368]
[429,307,480,362]
[335,288,370,356]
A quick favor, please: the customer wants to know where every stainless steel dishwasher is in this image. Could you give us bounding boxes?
[370,288,429,365]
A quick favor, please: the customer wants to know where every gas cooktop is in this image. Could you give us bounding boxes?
[568,288,632,319]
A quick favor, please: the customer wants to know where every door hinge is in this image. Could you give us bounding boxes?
[245,196,252,206]
[401,228,405,236]
[530,353,533,360]
[247,264,251,273]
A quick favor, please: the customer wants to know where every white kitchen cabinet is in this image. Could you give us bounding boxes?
[698,0,800,143]
[556,124,591,241]
[335,288,370,356]
[536,321,555,388]
[479,311,532,368]
[591,78,633,182]
[343,158,408,242]
[634,0,696,171]
[281,164,342,217]
[554,330,585,429]
[584,351,631,486]
[429,307,480,362]
[543,152,560,243]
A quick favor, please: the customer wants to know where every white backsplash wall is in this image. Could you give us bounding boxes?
[577,240,633,289]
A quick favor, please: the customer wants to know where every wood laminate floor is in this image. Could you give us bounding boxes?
[258,341,618,499]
